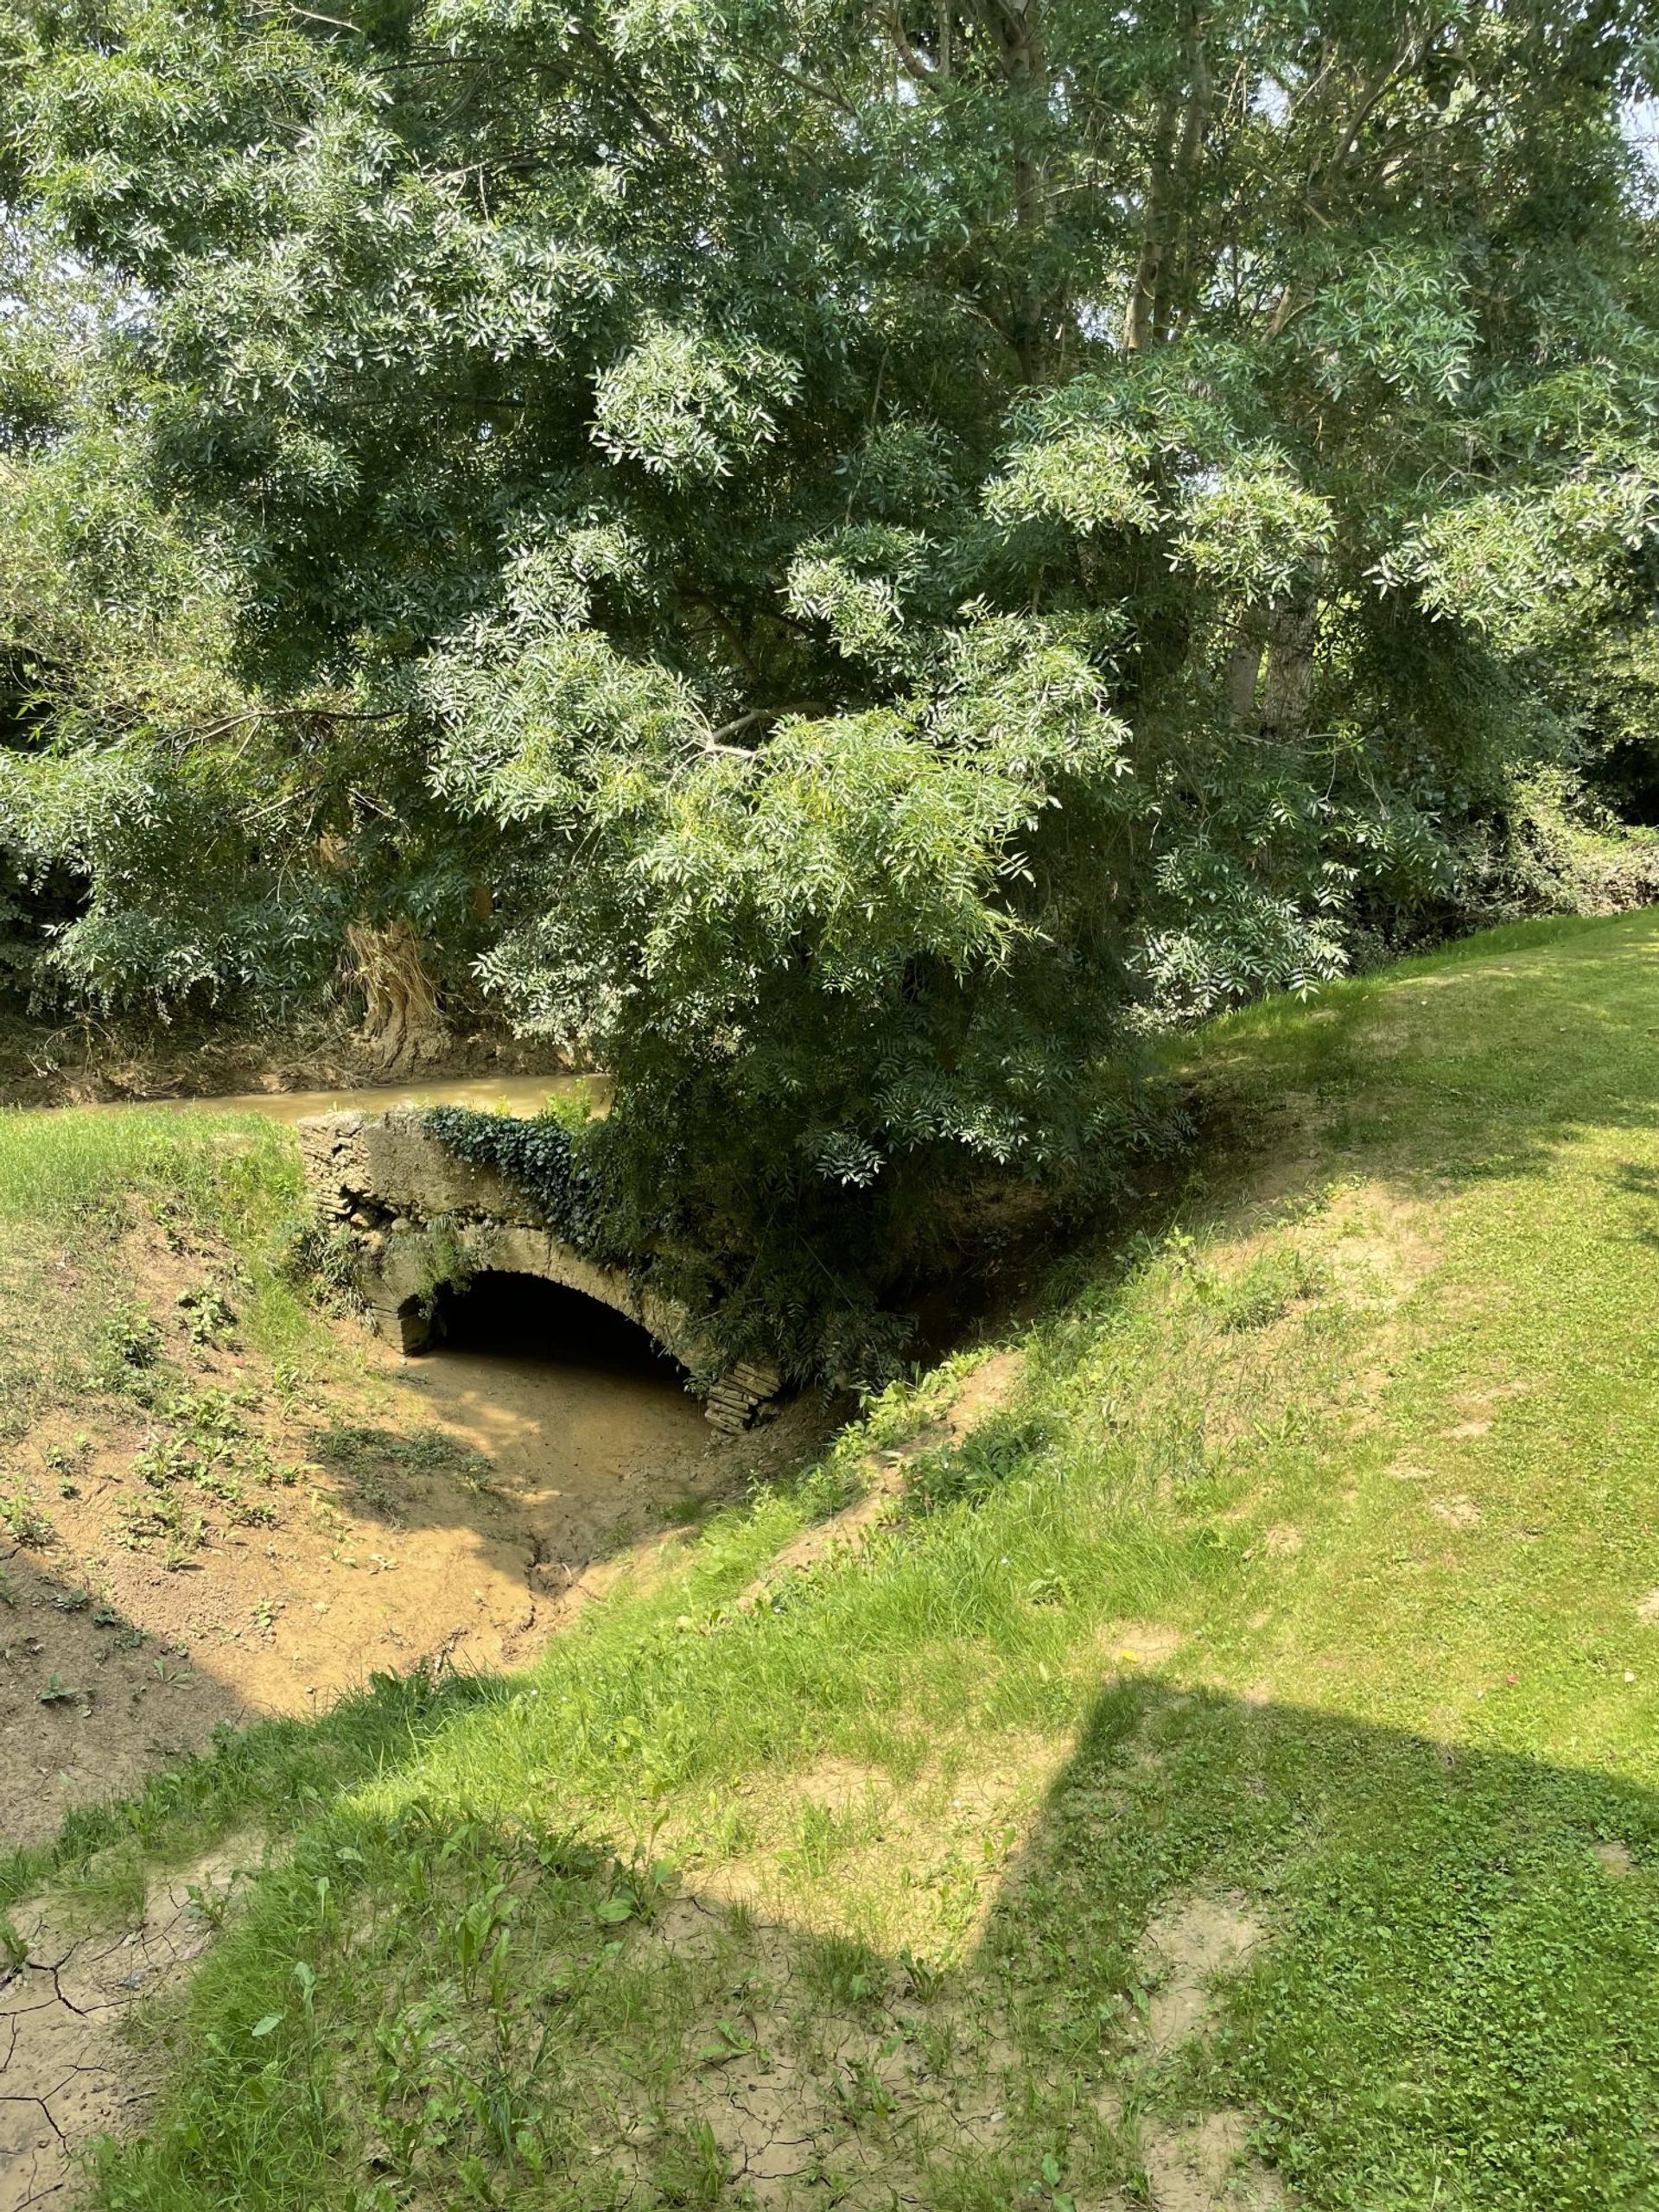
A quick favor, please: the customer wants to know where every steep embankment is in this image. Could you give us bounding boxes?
[9,913,1659,2212]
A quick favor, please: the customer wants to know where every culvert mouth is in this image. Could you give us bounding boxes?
[417,1269,690,1385]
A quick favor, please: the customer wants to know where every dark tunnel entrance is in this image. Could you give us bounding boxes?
[387,1268,709,1535]
[421,1269,690,1387]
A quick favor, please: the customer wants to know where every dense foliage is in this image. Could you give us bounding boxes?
[421,1100,617,1261]
[2,0,1659,1370]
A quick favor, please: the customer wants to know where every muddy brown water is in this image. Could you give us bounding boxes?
[126,1071,603,1123]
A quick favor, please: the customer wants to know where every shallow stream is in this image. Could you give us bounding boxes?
[144,1070,599,1124]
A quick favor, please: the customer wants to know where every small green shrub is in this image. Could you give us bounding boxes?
[100,1301,162,1376]
[179,1284,238,1351]
[0,1483,52,1547]
[907,1410,1052,1514]
[277,1219,363,1311]
[1208,1249,1327,1332]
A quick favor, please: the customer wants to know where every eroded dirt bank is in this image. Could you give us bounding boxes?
[2,1214,818,1853]
[0,1008,581,1113]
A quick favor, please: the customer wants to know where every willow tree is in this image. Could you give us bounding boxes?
[2,0,1656,1368]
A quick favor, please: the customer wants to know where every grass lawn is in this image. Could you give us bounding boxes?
[9,912,1659,2211]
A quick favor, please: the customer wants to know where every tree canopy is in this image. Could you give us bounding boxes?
[2,0,1658,1371]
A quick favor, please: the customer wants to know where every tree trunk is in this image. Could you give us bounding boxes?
[1258,599,1319,736]
[1151,22,1212,345]
[986,0,1050,376]
[1122,96,1179,354]
[1225,613,1268,724]
[1122,5,1210,353]
[346,918,447,1074]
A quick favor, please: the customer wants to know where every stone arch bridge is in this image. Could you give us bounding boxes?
[297,1109,779,1433]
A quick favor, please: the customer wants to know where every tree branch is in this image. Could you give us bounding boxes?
[700,702,829,750]
[260,4,365,33]
[886,7,944,93]
[171,705,411,746]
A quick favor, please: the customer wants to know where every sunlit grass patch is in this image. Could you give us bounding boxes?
[18,912,1659,2209]
[0,1104,321,1442]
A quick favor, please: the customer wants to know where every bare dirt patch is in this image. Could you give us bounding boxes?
[0,1546,249,1853]
[598,1898,1042,2211]
[1137,1894,1268,2056]
[1122,1894,1290,2209]
[1093,1621,1185,1672]
[1140,2108,1291,2209]
[1316,1183,1440,1313]
[601,1878,1289,2212]
[0,1840,258,2210]
[942,1349,1026,1431]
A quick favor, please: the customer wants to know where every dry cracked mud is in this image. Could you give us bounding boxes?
[0,1840,258,2211]
[586,1880,1289,2212]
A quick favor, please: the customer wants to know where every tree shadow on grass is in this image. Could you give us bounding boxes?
[976,1681,1659,2211]
[1182,910,1659,1205]
[43,1673,1659,2212]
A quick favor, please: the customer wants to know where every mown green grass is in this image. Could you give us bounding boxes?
[19,912,1659,2211]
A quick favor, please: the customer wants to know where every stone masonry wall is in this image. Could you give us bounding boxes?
[296,1109,779,1432]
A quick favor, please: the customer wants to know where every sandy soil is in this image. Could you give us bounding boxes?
[0,1840,260,2212]
[1,1230,823,1853]
[0,1012,578,1113]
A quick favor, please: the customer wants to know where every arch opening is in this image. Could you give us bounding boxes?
[416,1268,690,1387]
[385,1267,709,1504]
